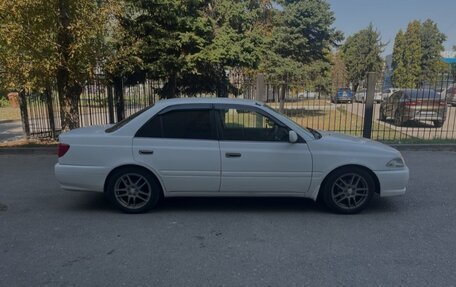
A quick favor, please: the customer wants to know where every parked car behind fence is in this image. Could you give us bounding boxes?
[379,89,447,127]
[331,88,353,103]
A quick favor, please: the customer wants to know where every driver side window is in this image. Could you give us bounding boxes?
[216,107,289,142]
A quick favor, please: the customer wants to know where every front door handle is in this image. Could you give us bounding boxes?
[225,152,241,158]
[139,150,154,155]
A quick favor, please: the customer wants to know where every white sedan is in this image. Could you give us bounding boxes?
[55,98,409,214]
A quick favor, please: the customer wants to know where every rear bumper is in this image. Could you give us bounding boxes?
[403,108,446,121]
[335,98,352,102]
[374,167,409,197]
[55,163,108,192]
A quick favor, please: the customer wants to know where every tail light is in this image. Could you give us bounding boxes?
[58,143,70,158]
[404,101,417,106]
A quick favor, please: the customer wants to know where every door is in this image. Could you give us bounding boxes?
[215,105,313,193]
[133,105,221,192]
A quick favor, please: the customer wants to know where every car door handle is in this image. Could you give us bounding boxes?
[139,150,154,155]
[225,152,241,158]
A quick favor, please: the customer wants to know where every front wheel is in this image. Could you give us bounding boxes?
[433,120,444,128]
[106,167,161,213]
[321,167,375,214]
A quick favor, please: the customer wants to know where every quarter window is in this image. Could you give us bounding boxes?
[216,108,289,142]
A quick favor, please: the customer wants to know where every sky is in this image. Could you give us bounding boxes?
[327,0,456,56]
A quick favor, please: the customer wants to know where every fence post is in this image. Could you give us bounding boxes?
[45,90,56,139]
[107,85,115,124]
[255,74,265,101]
[114,77,124,121]
[363,72,376,138]
[18,91,30,139]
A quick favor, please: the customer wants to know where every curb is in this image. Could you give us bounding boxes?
[0,147,56,155]
[390,144,456,151]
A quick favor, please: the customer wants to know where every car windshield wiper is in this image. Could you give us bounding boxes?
[306,127,322,139]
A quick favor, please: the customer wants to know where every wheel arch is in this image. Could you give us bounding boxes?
[103,164,165,196]
[316,164,380,201]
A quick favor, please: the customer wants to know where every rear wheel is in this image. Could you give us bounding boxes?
[394,110,404,126]
[321,167,375,214]
[433,120,444,128]
[379,107,386,121]
[106,167,161,213]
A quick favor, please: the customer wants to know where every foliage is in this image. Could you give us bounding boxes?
[340,24,385,92]
[419,19,446,84]
[331,52,348,91]
[392,19,446,88]
[262,0,342,82]
[0,0,117,129]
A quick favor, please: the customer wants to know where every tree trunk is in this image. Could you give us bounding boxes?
[56,0,81,131]
[216,68,228,98]
[57,71,81,131]
[168,73,177,99]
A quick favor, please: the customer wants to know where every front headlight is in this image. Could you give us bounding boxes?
[386,158,405,168]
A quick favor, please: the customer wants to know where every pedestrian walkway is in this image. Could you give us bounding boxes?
[0,121,24,142]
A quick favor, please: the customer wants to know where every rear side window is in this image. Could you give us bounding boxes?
[136,109,215,140]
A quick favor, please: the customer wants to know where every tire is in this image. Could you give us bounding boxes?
[433,120,444,128]
[394,110,404,127]
[106,167,161,213]
[321,167,375,214]
[379,107,386,121]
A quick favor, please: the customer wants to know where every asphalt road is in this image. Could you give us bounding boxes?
[1,151,456,286]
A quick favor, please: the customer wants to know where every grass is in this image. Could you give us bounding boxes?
[220,105,408,141]
[0,106,21,122]
[286,106,408,141]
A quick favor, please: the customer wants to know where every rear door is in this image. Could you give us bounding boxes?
[133,105,221,192]
[214,105,312,193]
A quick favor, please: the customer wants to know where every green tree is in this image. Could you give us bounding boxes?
[419,19,446,84]
[340,24,385,92]
[261,0,342,110]
[331,52,348,91]
[0,0,114,130]
[392,20,445,88]
[392,30,407,87]
[120,0,269,98]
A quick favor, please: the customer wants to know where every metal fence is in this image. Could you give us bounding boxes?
[19,72,456,143]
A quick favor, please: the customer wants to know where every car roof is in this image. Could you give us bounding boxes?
[155,97,263,107]
[400,89,438,98]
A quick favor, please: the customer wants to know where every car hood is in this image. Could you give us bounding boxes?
[316,130,400,155]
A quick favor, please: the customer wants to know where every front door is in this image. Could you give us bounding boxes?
[215,105,312,193]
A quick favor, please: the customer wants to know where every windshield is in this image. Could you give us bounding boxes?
[105,106,151,133]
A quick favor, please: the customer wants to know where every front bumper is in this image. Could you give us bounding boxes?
[374,167,409,197]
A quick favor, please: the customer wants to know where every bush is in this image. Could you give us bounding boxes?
[0,95,10,107]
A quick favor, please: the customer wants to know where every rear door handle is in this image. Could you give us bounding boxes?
[139,150,154,155]
[225,152,241,158]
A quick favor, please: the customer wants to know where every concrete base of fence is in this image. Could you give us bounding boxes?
[391,144,456,151]
[0,147,56,155]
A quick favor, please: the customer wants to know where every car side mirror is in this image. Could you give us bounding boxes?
[289,130,298,143]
